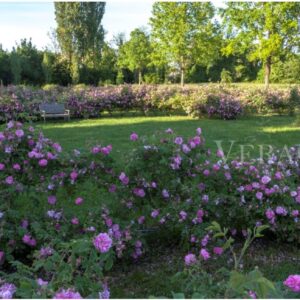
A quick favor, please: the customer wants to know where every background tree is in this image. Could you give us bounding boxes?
[0,45,12,85]
[118,28,151,84]
[42,51,55,84]
[98,42,117,85]
[10,50,22,85]
[222,2,300,89]
[150,2,220,86]
[14,39,43,85]
[54,2,106,83]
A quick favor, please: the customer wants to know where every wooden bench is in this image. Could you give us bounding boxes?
[39,103,70,122]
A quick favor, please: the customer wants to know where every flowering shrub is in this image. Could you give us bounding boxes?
[1,121,300,297]
[114,128,300,246]
[0,84,299,122]
[0,121,142,298]
[184,93,243,119]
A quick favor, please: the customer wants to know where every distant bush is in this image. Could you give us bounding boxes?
[0,84,299,122]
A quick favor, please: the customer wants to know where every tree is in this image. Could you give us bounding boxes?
[42,51,55,84]
[99,42,117,84]
[14,39,44,85]
[150,2,219,86]
[0,45,12,85]
[10,50,21,85]
[222,2,300,89]
[118,28,151,84]
[54,2,106,83]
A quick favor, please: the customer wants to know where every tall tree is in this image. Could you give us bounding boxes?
[118,28,151,84]
[10,50,21,85]
[0,45,12,85]
[42,51,55,84]
[222,2,300,89]
[54,2,106,83]
[150,2,219,86]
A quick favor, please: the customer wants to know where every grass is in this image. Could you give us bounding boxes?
[35,114,300,163]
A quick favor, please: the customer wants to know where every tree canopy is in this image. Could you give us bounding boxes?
[118,28,151,84]
[150,2,220,86]
[222,2,300,88]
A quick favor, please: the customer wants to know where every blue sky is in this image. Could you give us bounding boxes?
[0,1,224,51]
[0,1,153,50]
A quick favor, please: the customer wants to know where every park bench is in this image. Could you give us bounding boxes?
[39,103,70,122]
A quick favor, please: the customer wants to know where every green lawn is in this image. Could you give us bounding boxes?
[36,114,300,162]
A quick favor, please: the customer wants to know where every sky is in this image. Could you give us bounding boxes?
[0,1,153,50]
[0,1,225,51]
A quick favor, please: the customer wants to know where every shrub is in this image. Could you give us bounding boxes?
[0,84,299,123]
[1,121,300,297]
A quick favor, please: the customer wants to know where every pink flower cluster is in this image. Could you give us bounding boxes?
[0,283,16,299]
[284,275,300,292]
[53,288,82,299]
[93,233,113,253]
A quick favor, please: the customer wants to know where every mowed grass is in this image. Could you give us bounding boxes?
[35,114,300,163]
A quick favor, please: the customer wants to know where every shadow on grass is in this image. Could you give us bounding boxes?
[35,114,299,161]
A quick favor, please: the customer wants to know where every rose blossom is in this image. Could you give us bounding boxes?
[37,278,48,287]
[174,136,183,145]
[75,197,83,205]
[93,233,112,253]
[184,253,197,266]
[5,176,14,185]
[151,209,159,218]
[213,247,223,255]
[119,172,129,185]
[15,129,24,138]
[39,159,48,167]
[130,132,138,141]
[133,188,145,198]
[138,216,145,224]
[261,175,271,185]
[200,248,210,260]
[275,206,287,216]
[0,283,16,299]
[48,195,57,205]
[284,275,300,292]
[99,284,110,299]
[53,288,82,299]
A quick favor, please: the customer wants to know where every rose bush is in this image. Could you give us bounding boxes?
[1,84,299,122]
[1,120,300,297]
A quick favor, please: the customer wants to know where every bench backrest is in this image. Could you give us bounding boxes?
[39,103,65,114]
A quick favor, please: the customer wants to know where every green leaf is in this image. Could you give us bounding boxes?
[222,237,234,250]
[104,256,114,271]
[213,232,225,238]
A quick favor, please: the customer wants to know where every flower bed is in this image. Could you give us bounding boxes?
[0,84,299,123]
[0,121,300,298]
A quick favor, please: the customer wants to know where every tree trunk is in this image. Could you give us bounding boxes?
[138,70,142,85]
[264,57,271,90]
[180,68,184,87]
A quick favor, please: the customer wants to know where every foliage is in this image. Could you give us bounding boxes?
[150,2,220,86]
[118,28,151,85]
[222,2,300,88]
[1,120,300,297]
[1,84,300,122]
[54,2,106,83]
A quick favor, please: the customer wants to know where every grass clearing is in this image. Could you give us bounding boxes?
[35,114,300,162]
